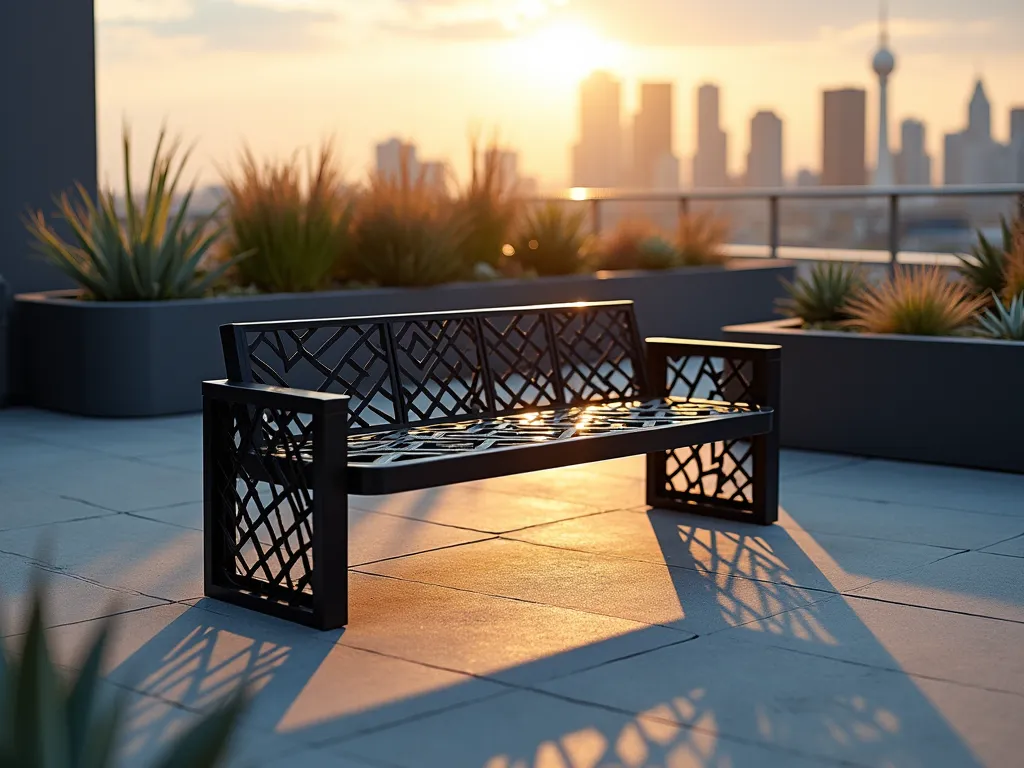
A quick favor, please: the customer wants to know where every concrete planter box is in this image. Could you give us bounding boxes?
[15,261,792,417]
[723,318,1024,473]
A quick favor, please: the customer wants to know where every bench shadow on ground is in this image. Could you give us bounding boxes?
[108,504,984,767]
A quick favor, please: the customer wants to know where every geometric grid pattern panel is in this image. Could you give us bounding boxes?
[661,440,756,508]
[231,303,648,433]
[480,312,560,411]
[652,350,764,514]
[666,354,755,405]
[244,325,398,430]
[551,305,644,404]
[392,318,489,423]
[211,402,317,606]
[339,397,752,465]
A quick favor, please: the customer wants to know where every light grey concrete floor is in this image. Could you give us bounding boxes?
[1,407,1022,767]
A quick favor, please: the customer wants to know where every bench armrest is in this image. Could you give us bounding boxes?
[644,337,780,411]
[203,379,349,628]
[203,380,349,415]
[645,337,780,362]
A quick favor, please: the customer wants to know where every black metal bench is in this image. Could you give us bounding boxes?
[203,301,780,629]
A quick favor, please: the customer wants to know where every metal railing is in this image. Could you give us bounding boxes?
[537,183,1024,269]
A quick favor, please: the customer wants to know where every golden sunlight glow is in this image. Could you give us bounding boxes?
[569,187,588,201]
[514,21,622,85]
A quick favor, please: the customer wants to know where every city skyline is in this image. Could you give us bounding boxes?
[95,0,1024,189]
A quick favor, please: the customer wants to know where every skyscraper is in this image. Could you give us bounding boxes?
[746,110,783,188]
[871,2,896,186]
[968,80,992,141]
[896,119,931,185]
[376,138,418,180]
[944,80,1008,185]
[693,84,728,188]
[822,88,867,186]
[632,82,676,188]
[1010,108,1024,183]
[1011,108,1024,147]
[572,71,623,187]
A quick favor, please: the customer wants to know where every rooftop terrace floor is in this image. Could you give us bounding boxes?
[1,407,1022,767]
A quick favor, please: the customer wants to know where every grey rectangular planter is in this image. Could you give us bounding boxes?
[723,318,1024,473]
[15,261,793,417]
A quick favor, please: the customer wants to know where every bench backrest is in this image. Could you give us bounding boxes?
[221,301,649,433]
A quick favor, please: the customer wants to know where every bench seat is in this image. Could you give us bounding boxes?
[260,396,772,494]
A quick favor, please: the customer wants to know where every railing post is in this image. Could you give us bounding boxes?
[768,195,780,259]
[888,194,900,273]
[679,196,690,219]
[590,198,602,236]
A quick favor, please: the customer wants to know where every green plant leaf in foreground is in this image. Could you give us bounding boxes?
[0,576,246,767]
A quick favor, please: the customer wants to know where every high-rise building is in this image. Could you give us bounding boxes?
[1011,108,1024,183]
[1011,108,1024,147]
[944,79,1009,185]
[420,161,448,190]
[693,84,728,188]
[968,80,992,141]
[376,138,418,179]
[896,119,931,185]
[746,110,783,188]
[632,82,676,188]
[572,71,623,187]
[871,2,896,186]
[822,88,867,186]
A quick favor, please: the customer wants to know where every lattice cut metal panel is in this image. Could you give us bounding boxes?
[230,303,651,433]
[211,402,317,607]
[666,355,756,405]
[340,397,750,465]
[245,325,398,430]
[392,318,488,423]
[480,312,560,411]
[551,305,644,405]
[661,440,756,507]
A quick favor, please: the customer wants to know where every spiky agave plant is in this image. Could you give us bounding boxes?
[455,136,521,270]
[511,203,588,276]
[955,217,1014,299]
[0,577,245,767]
[221,141,354,293]
[976,292,1024,341]
[777,262,866,326]
[25,125,246,301]
[844,266,985,337]
[350,151,468,288]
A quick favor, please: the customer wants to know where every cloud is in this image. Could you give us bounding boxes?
[99,0,339,52]
[382,0,561,40]
[382,17,515,40]
[382,0,1023,49]
[96,0,194,22]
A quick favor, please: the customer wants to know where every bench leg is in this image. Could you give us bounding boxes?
[646,432,779,525]
[204,391,349,630]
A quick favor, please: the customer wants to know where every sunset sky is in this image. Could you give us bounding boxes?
[95,0,1024,190]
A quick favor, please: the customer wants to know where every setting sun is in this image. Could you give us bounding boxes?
[514,21,623,84]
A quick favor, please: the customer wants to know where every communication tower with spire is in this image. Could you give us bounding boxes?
[872,1,896,186]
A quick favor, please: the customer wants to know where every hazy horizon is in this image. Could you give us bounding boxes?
[96,0,1024,190]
